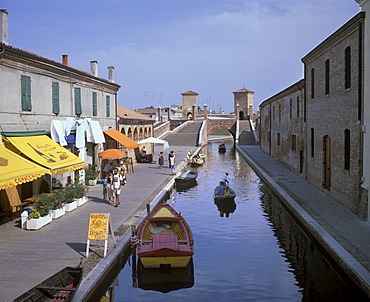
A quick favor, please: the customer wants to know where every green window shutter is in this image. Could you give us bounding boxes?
[92,92,97,116]
[106,95,110,117]
[21,75,32,111]
[75,87,82,116]
[52,82,60,115]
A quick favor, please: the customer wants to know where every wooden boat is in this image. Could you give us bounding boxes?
[13,266,83,302]
[137,257,194,293]
[214,186,236,203]
[218,144,226,153]
[190,157,204,167]
[175,170,198,190]
[137,203,194,269]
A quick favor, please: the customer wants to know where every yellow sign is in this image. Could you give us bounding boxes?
[88,213,110,240]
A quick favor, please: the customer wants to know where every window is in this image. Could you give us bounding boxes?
[289,98,292,119]
[92,92,97,116]
[345,47,351,89]
[106,95,110,117]
[296,96,300,117]
[344,129,350,170]
[311,68,315,99]
[277,133,281,146]
[21,75,32,111]
[52,82,60,115]
[74,87,82,116]
[291,135,297,151]
[311,128,314,157]
[325,59,330,95]
[278,104,281,123]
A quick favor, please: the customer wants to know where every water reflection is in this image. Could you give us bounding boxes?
[214,198,237,218]
[136,257,194,293]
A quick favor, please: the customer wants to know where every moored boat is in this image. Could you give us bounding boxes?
[190,157,204,167]
[13,266,83,302]
[175,170,198,190]
[137,203,194,269]
[218,143,226,153]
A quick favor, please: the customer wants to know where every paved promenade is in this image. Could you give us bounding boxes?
[238,145,370,298]
[0,146,191,302]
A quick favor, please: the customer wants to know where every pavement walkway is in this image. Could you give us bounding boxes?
[0,146,192,302]
[237,145,370,298]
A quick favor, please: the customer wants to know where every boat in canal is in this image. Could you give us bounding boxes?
[218,143,226,153]
[214,184,236,203]
[189,157,204,167]
[175,170,198,191]
[13,266,83,302]
[136,203,194,269]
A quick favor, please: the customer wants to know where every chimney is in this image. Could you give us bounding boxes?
[0,9,9,45]
[90,60,98,77]
[107,66,115,83]
[62,54,68,65]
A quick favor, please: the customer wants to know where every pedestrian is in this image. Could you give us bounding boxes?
[169,150,176,175]
[107,172,113,203]
[111,169,123,207]
[158,151,164,169]
[118,160,127,179]
[101,174,108,201]
[223,171,230,187]
[103,160,113,177]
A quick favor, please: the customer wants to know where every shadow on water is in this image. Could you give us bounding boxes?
[93,141,368,302]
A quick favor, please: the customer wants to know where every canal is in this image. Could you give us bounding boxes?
[102,142,368,301]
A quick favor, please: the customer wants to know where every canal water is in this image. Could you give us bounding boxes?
[105,142,368,302]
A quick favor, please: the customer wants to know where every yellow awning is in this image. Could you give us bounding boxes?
[0,144,50,190]
[5,135,85,175]
[103,130,139,150]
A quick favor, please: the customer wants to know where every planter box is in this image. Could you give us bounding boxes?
[75,196,88,207]
[88,179,97,186]
[26,213,52,230]
[51,207,66,219]
[64,200,77,212]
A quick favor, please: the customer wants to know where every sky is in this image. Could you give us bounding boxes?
[1,0,360,113]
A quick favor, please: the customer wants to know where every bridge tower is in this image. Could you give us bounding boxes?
[233,88,254,120]
[181,90,199,119]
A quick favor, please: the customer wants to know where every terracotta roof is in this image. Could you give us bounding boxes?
[181,90,199,95]
[233,88,254,93]
[136,108,158,114]
[117,105,155,121]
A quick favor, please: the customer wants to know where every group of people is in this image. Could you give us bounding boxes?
[102,160,127,207]
[158,150,176,174]
[214,172,235,197]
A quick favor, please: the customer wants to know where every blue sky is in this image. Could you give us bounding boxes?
[2,0,360,113]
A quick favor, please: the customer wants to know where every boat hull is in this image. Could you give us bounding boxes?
[137,203,194,269]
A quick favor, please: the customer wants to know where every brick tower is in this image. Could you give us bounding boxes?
[233,88,254,120]
[181,90,198,119]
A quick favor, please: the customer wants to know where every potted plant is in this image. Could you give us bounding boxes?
[86,164,98,186]
[73,182,88,206]
[25,193,53,230]
[63,185,78,212]
[51,190,66,219]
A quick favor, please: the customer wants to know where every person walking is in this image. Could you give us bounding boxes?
[107,172,113,203]
[158,151,164,169]
[169,150,176,175]
[111,169,123,207]
[101,174,108,201]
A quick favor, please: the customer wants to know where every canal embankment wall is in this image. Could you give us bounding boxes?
[237,145,370,298]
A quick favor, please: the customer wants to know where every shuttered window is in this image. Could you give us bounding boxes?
[75,87,82,116]
[92,92,97,116]
[21,75,32,111]
[106,95,110,117]
[52,82,60,115]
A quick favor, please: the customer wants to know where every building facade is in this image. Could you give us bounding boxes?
[181,90,199,119]
[233,88,254,120]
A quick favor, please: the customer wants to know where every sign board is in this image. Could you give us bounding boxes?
[88,213,110,240]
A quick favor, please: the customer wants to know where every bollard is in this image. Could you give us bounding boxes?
[21,210,28,230]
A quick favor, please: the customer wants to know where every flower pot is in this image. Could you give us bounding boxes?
[65,200,77,212]
[51,207,66,219]
[88,179,97,186]
[26,213,52,230]
[75,196,88,207]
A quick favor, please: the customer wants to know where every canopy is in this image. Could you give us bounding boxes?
[103,130,139,150]
[0,144,50,190]
[5,135,85,175]
[137,137,169,150]
[98,149,126,160]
